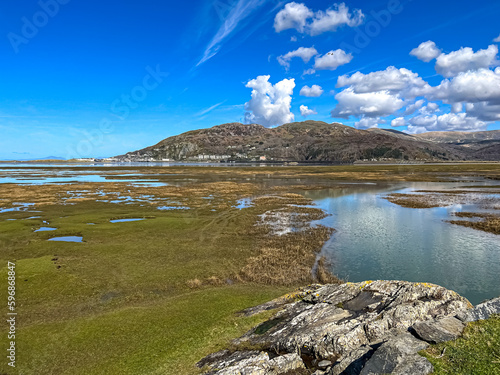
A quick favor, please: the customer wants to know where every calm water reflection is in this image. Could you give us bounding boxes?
[306,183,500,305]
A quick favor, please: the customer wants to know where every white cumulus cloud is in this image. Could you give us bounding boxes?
[409,113,487,132]
[420,102,440,115]
[391,117,406,127]
[465,102,500,122]
[277,46,318,69]
[309,3,364,36]
[300,105,317,117]
[314,49,353,71]
[274,2,364,35]
[431,68,500,104]
[336,66,431,97]
[494,34,500,43]
[410,41,442,62]
[244,75,296,127]
[406,125,428,134]
[354,117,380,129]
[299,84,323,97]
[404,99,425,115]
[435,44,498,77]
[331,88,405,119]
[451,103,463,113]
[330,43,500,131]
[274,2,313,33]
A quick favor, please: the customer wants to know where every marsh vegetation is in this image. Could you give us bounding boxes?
[0,163,499,374]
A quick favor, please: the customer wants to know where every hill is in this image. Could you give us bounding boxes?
[415,129,500,144]
[113,121,500,163]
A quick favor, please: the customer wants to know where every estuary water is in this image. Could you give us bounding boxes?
[306,183,500,305]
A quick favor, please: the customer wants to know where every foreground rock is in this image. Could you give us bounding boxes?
[359,332,431,375]
[412,317,465,344]
[456,296,500,322]
[198,280,490,374]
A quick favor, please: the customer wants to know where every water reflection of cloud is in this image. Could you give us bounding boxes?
[315,185,500,305]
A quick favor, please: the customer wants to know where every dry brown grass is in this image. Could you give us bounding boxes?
[159,188,341,291]
[252,193,311,207]
[239,226,334,286]
[453,212,493,219]
[416,189,500,194]
[385,193,442,208]
[386,191,500,234]
[231,190,341,286]
[386,188,500,212]
[448,216,500,235]
[0,180,259,212]
[270,184,336,191]
[275,206,328,221]
[315,256,342,284]
[186,278,203,289]
[205,276,225,286]
[3,164,499,211]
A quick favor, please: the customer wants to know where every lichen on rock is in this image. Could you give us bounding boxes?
[198,280,483,375]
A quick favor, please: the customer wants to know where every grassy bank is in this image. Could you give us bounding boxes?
[422,315,500,374]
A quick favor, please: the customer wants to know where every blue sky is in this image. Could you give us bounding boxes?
[1,0,500,159]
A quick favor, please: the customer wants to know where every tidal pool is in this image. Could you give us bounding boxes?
[236,197,253,209]
[0,202,35,213]
[0,175,167,185]
[157,206,189,210]
[307,182,500,305]
[48,236,83,242]
[110,218,145,223]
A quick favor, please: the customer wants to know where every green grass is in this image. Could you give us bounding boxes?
[16,285,285,375]
[0,199,290,374]
[421,315,500,375]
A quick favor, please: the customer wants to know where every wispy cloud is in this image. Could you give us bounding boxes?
[196,0,269,67]
[196,100,227,116]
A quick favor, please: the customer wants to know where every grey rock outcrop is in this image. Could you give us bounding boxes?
[360,332,432,375]
[199,351,306,375]
[198,280,476,374]
[412,316,465,344]
[456,296,500,322]
[268,353,307,374]
[330,346,372,375]
[318,359,333,370]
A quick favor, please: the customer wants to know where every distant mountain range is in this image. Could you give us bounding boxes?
[112,121,500,163]
[1,156,66,162]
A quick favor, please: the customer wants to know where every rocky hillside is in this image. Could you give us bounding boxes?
[414,130,500,161]
[113,121,500,162]
[198,280,500,375]
[415,129,500,144]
